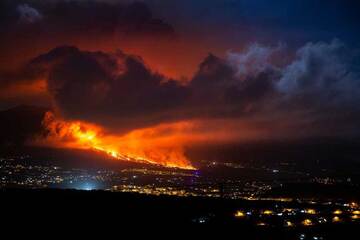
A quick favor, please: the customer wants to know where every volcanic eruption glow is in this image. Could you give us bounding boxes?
[39,112,196,170]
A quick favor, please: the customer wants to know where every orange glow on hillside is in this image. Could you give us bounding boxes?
[38,112,196,170]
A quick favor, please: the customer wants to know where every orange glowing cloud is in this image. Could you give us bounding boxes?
[0,79,47,99]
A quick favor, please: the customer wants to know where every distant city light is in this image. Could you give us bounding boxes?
[302,219,313,226]
[333,210,342,215]
[235,211,245,218]
[257,222,267,226]
[332,216,341,223]
[2,154,360,230]
[299,234,306,240]
[263,210,273,215]
[306,209,316,214]
[78,182,96,191]
[318,217,327,224]
[283,208,294,213]
[285,221,294,227]
[352,210,360,215]
[350,202,358,208]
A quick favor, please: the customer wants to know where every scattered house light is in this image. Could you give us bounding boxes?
[302,219,313,226]
[333,210,342,215]
[318,217,327,224]
[285,221,294,227]
[350,202,358,208]
[352,210,360,215]
[283,208,294,213]
[257,222,267,226]
[306,209,316,214]
[263,210,273,215]
[332,216,341,223]
[235,211,245,218]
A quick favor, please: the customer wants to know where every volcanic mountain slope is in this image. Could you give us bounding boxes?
[0,105,191,170]
[1,105,360,172]
[0,105,48,148]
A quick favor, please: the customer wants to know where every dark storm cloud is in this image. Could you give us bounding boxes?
[45,1,174,37]
[0,0,176,109]
[31,46,188,131]
[275,40,360,134]
[0,0,174,36]
[3,38,360,137]
[188,52,279,118]
[29,45,280,130]
[205,40,360,136]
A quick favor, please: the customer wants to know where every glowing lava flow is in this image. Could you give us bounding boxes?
[39,112,196,170]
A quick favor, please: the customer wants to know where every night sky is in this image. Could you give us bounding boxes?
[1,0,360,165]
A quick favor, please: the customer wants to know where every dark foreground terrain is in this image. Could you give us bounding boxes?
[1,188,359,239]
